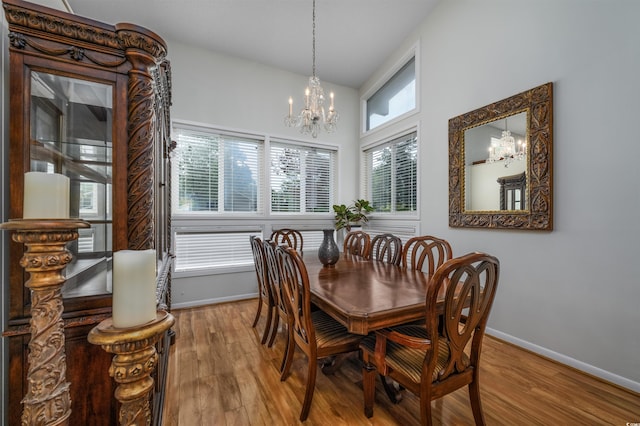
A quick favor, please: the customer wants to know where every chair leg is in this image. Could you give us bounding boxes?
[420,393,433,426]
[260,304,274,345]
[280,332,296,381]
[251,296,262,327]
[299,357,317,421]
[279,325,290,373]
[469,380,486,426]
[267,310,280,347]
[362,362,376,418]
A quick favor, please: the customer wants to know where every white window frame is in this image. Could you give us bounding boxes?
[171,122,265,217]
[361,43,420,137]
[361,127,420,219]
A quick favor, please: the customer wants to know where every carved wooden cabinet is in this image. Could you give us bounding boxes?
[498,172,526,210]
[2,0,173,424]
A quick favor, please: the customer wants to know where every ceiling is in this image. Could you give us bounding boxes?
[65,0,440,89]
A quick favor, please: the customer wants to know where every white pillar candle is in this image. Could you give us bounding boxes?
[23,172,70,219]
[112,249,157,328]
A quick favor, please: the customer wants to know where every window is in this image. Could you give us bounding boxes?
[366,56,416,131]
[173,126,263,214]
[79,182,98,214]
[363,131,418,214]
[171,122,338,275]
[174,228,261,272]
[270,141,336,214]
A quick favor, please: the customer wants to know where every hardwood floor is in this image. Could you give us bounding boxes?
[162,299,640,425]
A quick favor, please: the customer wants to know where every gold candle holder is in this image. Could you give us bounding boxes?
[87,311,175,426]
[0,218,90,426]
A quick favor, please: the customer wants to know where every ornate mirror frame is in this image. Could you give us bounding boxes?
[448,82,553,230]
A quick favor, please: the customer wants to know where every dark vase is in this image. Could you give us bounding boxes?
[318,229,340,267]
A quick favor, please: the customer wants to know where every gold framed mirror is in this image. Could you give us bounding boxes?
[448,82,553,230]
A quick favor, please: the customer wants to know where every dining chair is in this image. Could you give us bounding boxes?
[402,235,453,274]
[343,230,371,257]
[270,228,304,252]
[360,252,500,425]
[369,233,403,265]
[263,240,291,369]
[276,245,363,421]
[249,236,276,345]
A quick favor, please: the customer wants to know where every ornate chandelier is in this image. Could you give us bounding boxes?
[284,0,338,138]
[487,118,526,167]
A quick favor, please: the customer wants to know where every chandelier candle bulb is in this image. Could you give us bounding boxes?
[112,249,157,328]
[289,97,293,115]
[23,171,70,219]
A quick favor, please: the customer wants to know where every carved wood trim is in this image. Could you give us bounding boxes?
[125,59,156,250]
[3,1,167,60]
[115,24,167,61]
[115,27,167,251]
[3,1,120,50]
[3,0,167,75]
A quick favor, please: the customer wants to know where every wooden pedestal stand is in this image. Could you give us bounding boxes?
[0,219,90,425]
[87,311,175,425]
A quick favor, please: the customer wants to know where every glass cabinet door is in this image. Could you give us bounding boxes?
[30,71,113,298]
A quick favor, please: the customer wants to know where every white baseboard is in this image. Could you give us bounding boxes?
[171,293,257,310]
[487,328,640,394]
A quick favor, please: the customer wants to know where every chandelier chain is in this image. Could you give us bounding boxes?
[312,0,316,77]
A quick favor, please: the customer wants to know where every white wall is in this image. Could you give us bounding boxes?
[166,40,360,307]
[360,0,640,391]
[468,160,527,211]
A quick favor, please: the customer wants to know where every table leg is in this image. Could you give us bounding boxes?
[321,352,352,375]
[381,375,403,404]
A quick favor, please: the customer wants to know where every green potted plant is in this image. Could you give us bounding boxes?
[333,199,374,231]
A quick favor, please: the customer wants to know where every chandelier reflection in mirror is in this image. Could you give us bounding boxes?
[487,118,526,167]
[284,0,338,138]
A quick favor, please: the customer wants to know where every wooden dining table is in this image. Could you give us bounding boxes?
[303,251,437,335]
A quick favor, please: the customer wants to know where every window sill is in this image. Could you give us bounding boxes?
[173,263,254,278]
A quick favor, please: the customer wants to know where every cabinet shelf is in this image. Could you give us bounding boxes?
[31,139,112,184]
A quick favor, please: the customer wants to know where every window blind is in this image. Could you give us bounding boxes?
[173,126,263,214]
[364,131,418,214]
[174,229,261,272]
[270,141,336,214]
[366,56,416,131]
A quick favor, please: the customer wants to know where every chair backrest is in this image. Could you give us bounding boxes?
[369,233,402,265]
[263,240,287,318]
[425,252,500,382]
[270,228,304,252]
[343,230,371,257]
[276,245,315,350]
[402,235,453,274]
[250,236,272,303]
